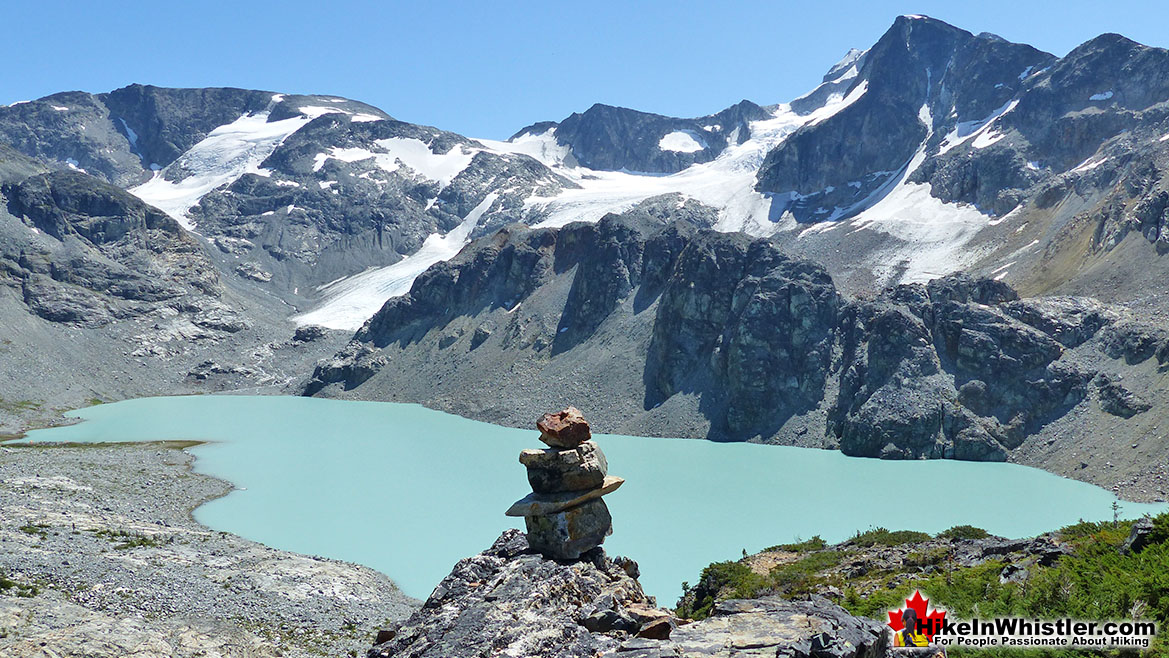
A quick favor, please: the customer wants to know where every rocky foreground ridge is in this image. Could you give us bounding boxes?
[372,529,887,658]
[373,409,888,658]
[306,210,1169,500]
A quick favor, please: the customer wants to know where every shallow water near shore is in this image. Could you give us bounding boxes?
[23,395,1166,603]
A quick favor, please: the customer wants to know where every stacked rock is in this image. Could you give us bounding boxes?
[505,407,624,559]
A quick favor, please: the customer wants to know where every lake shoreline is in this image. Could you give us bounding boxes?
[0,440,417,658]
[15,388,1168,504]
[21,394,1167,606]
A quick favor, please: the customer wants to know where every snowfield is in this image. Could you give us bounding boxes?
[121,78,998,332]
[292,193,499,330]
[295,67,990,328]
[129,96,313,229]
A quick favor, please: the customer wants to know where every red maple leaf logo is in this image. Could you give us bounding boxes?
[887,590,947,640]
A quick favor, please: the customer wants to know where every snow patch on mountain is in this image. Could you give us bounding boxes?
[525,99,854,236]
[474,129,572,168]
[658,130,707,152]
[311,138,474,189]
[130,110,310,230]
[284,61,993,329]
[293,193,499,330]
[824,48,867,82]
[835,109,989,285]
[809,80,868,126]
[1071,155,1109,173]
[939,99,1019,155]
[298,105,352,120]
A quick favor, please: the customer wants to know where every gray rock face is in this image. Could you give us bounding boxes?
[753,14,1169,235]
[670,597,887,658]
[0,169,229,327]
[523,100,770,174]
[369,530,885,658]
[645,230,841,437]
[1095,372,1152,418]
[757,16,1053,221]
[1100,321,1169,366]
[832,273,1095,460]
[308,211,842,440]
[308,210,1160,471]
[0,84,578,301]
[188,113,576,292]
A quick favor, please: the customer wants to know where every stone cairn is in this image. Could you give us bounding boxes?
[505,407,623,559]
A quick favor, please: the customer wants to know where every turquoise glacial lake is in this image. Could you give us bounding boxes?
[21,395,1166,603]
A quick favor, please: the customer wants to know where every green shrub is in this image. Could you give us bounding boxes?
[905,546,950,567]
[764,536,827,553]
[938,525,989,540]
[1057,519,1108,541]
[92,528,166,550]
[1148,511,1169,546]
[850,527,931,547]
[0,573,38,598]
[769,551,843,595]
[18,523,49,538]
[678,560,766,619]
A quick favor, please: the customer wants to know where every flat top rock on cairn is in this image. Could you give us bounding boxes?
[537,406,591,448]
[505,475,624,517]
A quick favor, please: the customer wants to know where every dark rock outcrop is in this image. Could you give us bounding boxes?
[529,100,770,175]
[644,231,840,436]
[1095,373,1152,418]
[370,530,886,658]
[307,209,1154,465]
[757,16,1053,221]
[369,529,665,658]
[307,211,843,440]
[832,273,1093,460]
[1121,516,1155,554]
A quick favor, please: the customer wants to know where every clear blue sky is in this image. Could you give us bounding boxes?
[4,1,1167,139]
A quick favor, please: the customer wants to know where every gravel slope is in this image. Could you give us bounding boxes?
[0,441,417,658]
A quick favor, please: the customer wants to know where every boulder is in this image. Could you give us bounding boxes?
[536,407,592,447]
[293,325,329,343]
[524,498,613,560]
[672,596,887,658]
[637,617,674,640]
[1096,373,1152,418]
[1122,516,1155,554]
[520,441,608,493]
